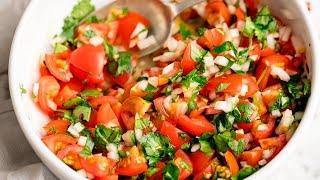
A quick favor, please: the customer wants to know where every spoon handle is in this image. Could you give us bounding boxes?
[169,0,207,18]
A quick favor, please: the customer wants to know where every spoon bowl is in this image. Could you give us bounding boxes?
[91,0,205,57]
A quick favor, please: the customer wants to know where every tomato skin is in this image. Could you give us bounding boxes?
[197,29,224,50]
[160,121,191,149]
[57,144,83,170]
[147,162,165,180]
[117,12,150,48]
[42,134,76,153]
[237,122,254,132]
[107,71,131,87]
[261,84,282,108]
[206,1,231,25]
[235,8,246,21]
[70,64,104,85]
[251,115,276,139]
[80,155,117,177]
[89,96,118,109]
[154,97,170,118]
[203,74,259,98]
[54,86,78,108]
[193,163,213,180]
[38,76,60,114]
[116,146,148,176]
[95,175,119,180]
[177,115,215,137]
[239,147,263,167]
[225,150,239,175]
[97,103,120,128]
[174,149,193,180]
[44,119,70,135]
[45,54,73,82]
[181,42,197,75]
[120,111,135,130]
[70,45,105,79]
[259,135,286,160]
[244,0,259,11]
[189,151,213,175]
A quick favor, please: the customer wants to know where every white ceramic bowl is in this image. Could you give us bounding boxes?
[8,0,320,179]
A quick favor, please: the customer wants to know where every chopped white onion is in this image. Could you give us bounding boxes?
[213,96,239,113]
[163,95,173,110]
[137,35,156,50]
[47,99,57,111]
[263,149,274,159]
[137,80,149,90]
[228,5,236,14]
[276,109,294,134]
[258,159,267,166]
[122,130,135,146]
[67,126,80,138]
[191,144,200,152]
[240,84,248,96]
[215,56,229,66]
[231,61,250,72]
[89,36,104,46]
[235,129,245,135]
[138,30,148,41]
[148,77,159,87]
[73,122,85,132]
[153,52,176,62]
[130,23,146,38]
[129,37,139,48]
[135,129,143,142]
[77,136,87,146]
[267,34,277,49]
[162,62,175,75]
[271,109,282,117]
[165,37,179,51]
[271,66,290,82]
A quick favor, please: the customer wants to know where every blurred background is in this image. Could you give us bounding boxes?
[0,0,319,179]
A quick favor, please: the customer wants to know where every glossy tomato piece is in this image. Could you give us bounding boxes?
[174,149,193,179]
[95,175,119,180]
[120,111,135,130]
[259,134,287,160]
[70,65,104,84]
[54,85,79,107]
[45,54,73,82]
[154,97,170,118]
[97,103,120,128]
[44,119,70,135]
[206,1,231,25]
[70,45,105,80]
[189,151,213,175]
[224,150,239,175]
[160,121,191,149]
[261,84,282,108]
[42,134,76,153]
[181,42,197,75]
[89,96,118,109]
[202,74,259,98]
[57,144,83,170]
[177,115,215,136]
[38,76,60,114]
[80,155,116,177]
[117,12,150,48]
[108,71,131,87]
[116,146,148,176]
[197,29,224,50]
[193,163,213,180]
[251,115,276,139]
[239,147,263,167]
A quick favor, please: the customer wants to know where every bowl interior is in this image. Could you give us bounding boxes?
[9,0,320,179]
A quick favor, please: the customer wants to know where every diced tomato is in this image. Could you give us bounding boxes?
[279,40,296,56]
[116,146,148,176]
[190,151,213,175]
[259,47,276,57]
[180,8,199,21]
[106,21,119,44]
[206,1,231,25]
[117,12,150,48]
[202,74,259,98]
[239,147,263,167]
[107,71,131,87]
[237,122,254,132]
[40,62,50,77]
[89,96,118,109]
[251,115,276,139]
[44,119,70,135]
[244,0,259,11]
[70,65,104,84]
[261,84,282,107]
[181,42,197,75]
[120,111,135,130]
[174,149,193,179]
[160,121,190,149]
[225,150,239,175]
[97,103,120,128]
[154,97,170,119]
[42,134,76,153]
[45,54,72,82]
[259,134,287,160]
[197,29,224,50]
[95,175,119,180]
[38,76,60,114]
[54,86,78,108]
[177,115,215,136]
[80,155,116,177]
[57,144,83,170]
[253,91,267,116]
[147,162,165,180]
[193,163,213,180]
[235,8,246,21]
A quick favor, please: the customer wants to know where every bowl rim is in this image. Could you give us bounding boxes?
[8,0,320,179]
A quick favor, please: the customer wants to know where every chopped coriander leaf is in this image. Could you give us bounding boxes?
[181,143,190,150]
[103,41,117,61]
[214,130,240,153]
[146,167,160,177]
[85,15,99,23]
[19,84,27,94]
[227,139,245,156]
[121,7,129,16]
[141,132,175,166]
[199,140,213,156]
[49,127,57,134]
[145,84,158,93]
[57,109,78,124]
[84,29,96,38]
[179,23,191,40]
[80,89,102,98]
[187,88,199,112]
[169,71,183,83]
[63,96,88,107]
[197,26,207,36]
[231,166,257,180]
[178,132,187,141]
[216,83,230,93]
[243,17,255,38]
[181,70,208,88]
[213,41,237,55]
[116,52,132,76]
[269,91,290,112]
[73,105,91,121]
[137,76,148,82]
[162,161,179,180]
[94,125,122,146]
[79,128,94,157]
[214,113,234,132]
[190,42,207,62]
[233,103,255,123]
[179,160,193,172]
[54,43,69,54]
[61,0,95,42]
[135,118,152,129]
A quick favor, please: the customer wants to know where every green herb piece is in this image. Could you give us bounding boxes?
[135,118,152,130]
[187,88,199,112]
[213,41,237,55]
[233,103,255,123]
[179,23,191,40]
[54,43,69,54]
[80,89,102,98]
[121,7,129,16]
[216,83,230,93]
[213,130,244,155]
[181,143,190,150]
[163,161,179,180]
[85,15,99,23]
[61,0,95,42]
[137,76,148,82]
[231,166,257,180]
[181,70,208,88]
[141,132,175,166]
[19,84,27,94]
[116,52,132,76]
[169,71,183,83]
[49,127,57,134]
[190,42,207,62]
[57,109,78,124]
[269,91,290,112]
[146,167,160,177]
[63,97,87,107]
[79,128,94,157]
[214,113,235,133]
[227,139,246,156]
[94,125,122,146]
[103,41,117,61]
[197,27,207,36]
[199,140,213,156]
[179,159,193,172]
[84,29,96,38]
[73,105,91,121]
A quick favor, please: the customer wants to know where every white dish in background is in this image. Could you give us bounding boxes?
[8,0,320,179]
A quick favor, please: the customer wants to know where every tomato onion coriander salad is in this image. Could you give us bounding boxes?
[33,0,311,179]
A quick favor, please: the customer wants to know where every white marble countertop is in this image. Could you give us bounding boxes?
[0,0,319,179]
